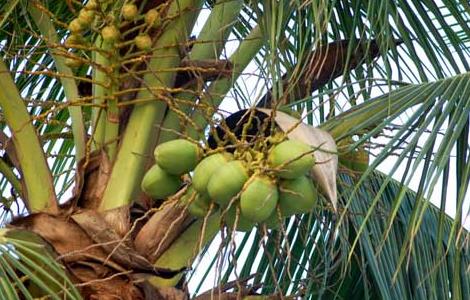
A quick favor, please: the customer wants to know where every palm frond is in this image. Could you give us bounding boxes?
[0,228,81,299]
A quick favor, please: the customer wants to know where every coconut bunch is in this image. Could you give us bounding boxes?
[141,137,318,232]
[63,1,161,68]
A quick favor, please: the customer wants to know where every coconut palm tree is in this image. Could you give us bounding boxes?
[0,0,468,299]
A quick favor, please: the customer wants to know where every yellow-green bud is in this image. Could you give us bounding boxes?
[101,25,120,43]
[68,18,84,33]
[134,34,152,50]
[144,9,161,28]
[122,4,138,21]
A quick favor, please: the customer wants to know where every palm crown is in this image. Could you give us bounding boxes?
[0,0,468,299]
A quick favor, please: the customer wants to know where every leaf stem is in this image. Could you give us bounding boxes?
[99,0,205,211]
[28,3,87,162]
[0,60,57,213]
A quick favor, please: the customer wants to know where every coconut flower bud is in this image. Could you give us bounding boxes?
[145,9,161,28]
[101,25,120,43]
[122,4,138,21]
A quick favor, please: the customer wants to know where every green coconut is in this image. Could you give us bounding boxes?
[279,176,317,216]
[154,139,201,175]
[268,140,314,179]
[262,209,283,230]
[190,194,212,218]
[122,4,138,21]
[351,148,369,173]
[224,205,256,232]
[192,153,233,193]
[240,175,279,222]
[101,25,120,43]
[141,164,181,199]
[179,187,213,218]
[207,160,248,206]
[134,34,152,51]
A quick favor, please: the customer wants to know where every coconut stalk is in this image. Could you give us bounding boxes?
[100,0,205,211]
[90,36,109,151]
[0,60,57,213]
[157,0,244,143]
[28,3,86,162]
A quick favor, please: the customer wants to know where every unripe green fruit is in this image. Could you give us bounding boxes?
[122,4,138,21]
[68,19,84,33]
[240,176,278,222]
[188,192,212,217]
[263,209,283,230]
[279,176,317,216]
[65,57,82,68]
[78,9,95,25]
[351,148,369,172]
[192,153,233,193]
[154,139,201,175]
[268,140,314,179]
[101,25,120,43]
[224,205,255,232]
[134,34,152,51]
[141,164,182,199]
[180,188,212,218]
[145,9,161,28]
[207,160,248,206]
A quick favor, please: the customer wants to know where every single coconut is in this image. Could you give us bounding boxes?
[180,187,212,218]
[141,164,181,199]
[240,175,278,222]
[101,25,120,43]
[279,175,317,216]
[262,209,284,230]
[207,160,248,206]
[154,139,201,175]
[68,19,84,33]
[188,192,213,218]
[192,153,233,193]
[134,34,152,51]
[268,139,314,179]
[351,148,369,172]
[145,9,161,28]
[122,4,138,21]
[224,205,256,232]
[179,186,194,207]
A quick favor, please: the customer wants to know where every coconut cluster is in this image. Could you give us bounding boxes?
[63,1,161,68]
[141,137,318,232]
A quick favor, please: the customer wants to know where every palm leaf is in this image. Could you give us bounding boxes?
[0,228,81,299]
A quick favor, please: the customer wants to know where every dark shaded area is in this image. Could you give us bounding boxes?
[207,109,273,150]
